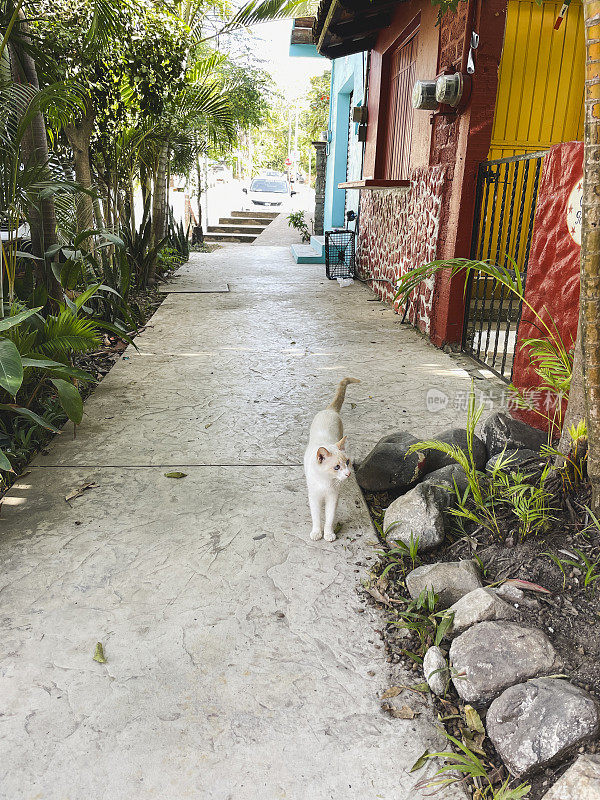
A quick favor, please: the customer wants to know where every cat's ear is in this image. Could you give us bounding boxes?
[336,436,347,450]
[317,447,331,463]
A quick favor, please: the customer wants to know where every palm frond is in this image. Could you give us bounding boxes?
[224,0,311,30]
[37,309,101,358]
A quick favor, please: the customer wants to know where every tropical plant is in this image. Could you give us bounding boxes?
[373,523,421,577]
[287,209,311,242]
[545,547,600,593]
[389,588,454,656]
[0,305,97,471]
[416,730,531,799]
[407,387,555,542]
[396,257,572,437]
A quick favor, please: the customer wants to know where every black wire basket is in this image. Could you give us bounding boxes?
[325,230,355,280]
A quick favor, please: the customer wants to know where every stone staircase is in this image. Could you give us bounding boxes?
[204,211,279,244]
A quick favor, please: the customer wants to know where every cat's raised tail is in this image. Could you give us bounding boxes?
[328,377,361,412]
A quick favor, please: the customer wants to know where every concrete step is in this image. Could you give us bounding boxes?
[231,210,279,220]
[208,224,266,235]
[218,217,270,227]
[290,243,326,264]
[309,235,325,257]
[204,232,257,244]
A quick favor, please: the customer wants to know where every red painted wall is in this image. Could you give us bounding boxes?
[429,0,508,347]
[511,142,583,430]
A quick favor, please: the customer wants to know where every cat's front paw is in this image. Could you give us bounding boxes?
[310,529,323,541]
[323,529,336,542]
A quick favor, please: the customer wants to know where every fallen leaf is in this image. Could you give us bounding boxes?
[253,534,267,540]
[164,472,187,479]
[409,682,431,693]
[350,402,357,409]
[65,482,97,503]
[365,585,393,606]
[382,704,419,719]
[376,573,389,591]
[93,642,107,663]
[438,698,459,715]
[462,729,486,755]
[409,749,430,772]
[381,686,402,699]
[464,704,485,733]
[334,522,343,534]
[504,578,551,594]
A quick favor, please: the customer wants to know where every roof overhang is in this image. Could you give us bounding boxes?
[289,17,323,58]
[313,0,399,59]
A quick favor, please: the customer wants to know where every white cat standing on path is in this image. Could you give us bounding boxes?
[304,378,360,542]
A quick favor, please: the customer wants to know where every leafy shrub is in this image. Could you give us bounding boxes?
[407,387,555,542]
[287,210,311,242]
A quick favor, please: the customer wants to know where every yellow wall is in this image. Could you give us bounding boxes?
[489,0,584,160]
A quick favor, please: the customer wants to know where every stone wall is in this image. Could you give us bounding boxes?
[313,141,327,236]
[356,166,445,335]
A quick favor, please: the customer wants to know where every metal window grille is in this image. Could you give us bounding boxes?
[462,149,546,381]
[325,230,355,280]
[384,32,418,180]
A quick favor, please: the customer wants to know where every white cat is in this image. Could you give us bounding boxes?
[304,377,360,542]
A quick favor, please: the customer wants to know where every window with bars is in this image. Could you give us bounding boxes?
[384,31,419,180]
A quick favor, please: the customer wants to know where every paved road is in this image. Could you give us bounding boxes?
[0,243,472,799]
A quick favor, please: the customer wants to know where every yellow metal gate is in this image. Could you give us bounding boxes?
[463,0,584,379]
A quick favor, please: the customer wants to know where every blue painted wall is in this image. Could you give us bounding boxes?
[324,53,367,231]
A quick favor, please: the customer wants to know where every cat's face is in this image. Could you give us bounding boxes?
[316,436,352,481]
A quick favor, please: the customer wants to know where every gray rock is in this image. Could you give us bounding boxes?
[488,679,599,777]
[486,448,546,473]
[450,622,562,704]
[483,412,547,458]
[494,583,525,604]
[383,483,446,551]
[355,431,425,492]
[494,582,539,609]
[448,588,517,634]
[423,646,449,696]
[406,561,483,608]
[421,428,487,475]
[421,464,470,497]
[541,754,600,799]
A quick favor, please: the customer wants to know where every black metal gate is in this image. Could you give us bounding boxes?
[462,150,547,381]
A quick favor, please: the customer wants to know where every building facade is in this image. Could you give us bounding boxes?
[300,0,584,396]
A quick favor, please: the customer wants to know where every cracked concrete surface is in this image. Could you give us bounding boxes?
[0,244,473,799]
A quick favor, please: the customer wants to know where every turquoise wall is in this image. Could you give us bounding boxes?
[324,53,366,231]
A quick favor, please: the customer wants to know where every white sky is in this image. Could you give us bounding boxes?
[251,19,330,102]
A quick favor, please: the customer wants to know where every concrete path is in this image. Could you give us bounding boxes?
[0,244,476,799]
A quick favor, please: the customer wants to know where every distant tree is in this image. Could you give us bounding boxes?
[301,70,330,142]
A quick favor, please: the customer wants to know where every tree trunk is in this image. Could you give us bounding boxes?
[195,155,204,243]
[559,322,585,454]
[148,143,169,283]
[9,18,62,302]
[580,0,600,508]
[65,107,96,244]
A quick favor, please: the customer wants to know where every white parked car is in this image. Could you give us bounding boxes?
[242,177,296,210]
